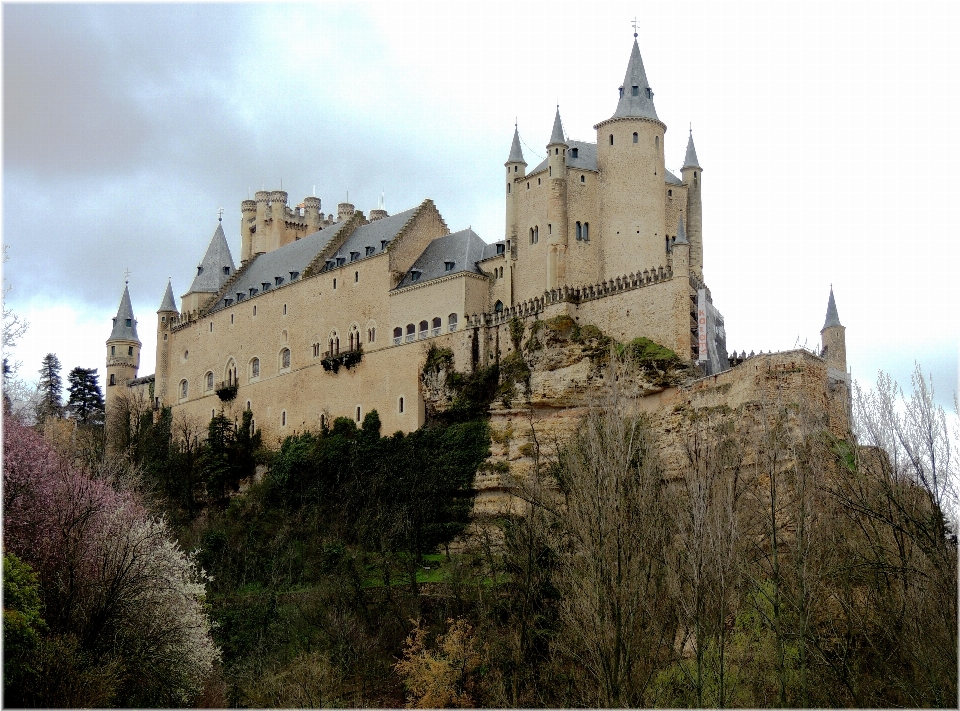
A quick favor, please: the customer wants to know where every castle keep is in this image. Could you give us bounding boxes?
[106,38,850,442]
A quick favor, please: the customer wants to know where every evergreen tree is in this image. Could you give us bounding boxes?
[35,353,62,424]
[66,367,105,425]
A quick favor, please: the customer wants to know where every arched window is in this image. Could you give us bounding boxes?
[495,300,504,312]
[226,359,237,386]
[418,320,428,339]
[633,132,638,143]
[576,222,582,240]
[367,326,376,343]
[281,348,291,370]
[406,323,416,343]
[206,372,214,390]
[583,222,589,241]
[580,175,585,183]
[655,135,660,150]
[394,327,403,345]
[534,226,539,243]
[430,317,440,336]
[250,358,260,378]
[349,324,360,351]
[246,400,251,411]
[180,380,188,399]
[448,313,458,332]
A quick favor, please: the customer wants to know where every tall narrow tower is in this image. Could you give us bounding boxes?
[546,108,569,289]
[594,36,667,278]
[680,128,703,277]
[156,279,178,409]
[105,281,141,416]
[821,286,851,435]
[504,125,527,249]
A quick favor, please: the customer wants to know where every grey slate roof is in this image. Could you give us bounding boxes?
[682,130,701,169]
[480,240,506,261]
[665,169,683,186]
[673,213,689,245]
[506,126,526,164]
[549,108,566,145]
[158,279,178,313]
[322,206,418,272]
[610,39,659,121]
[823,286,842,329]
[530,140,598,175]
[187,222,236,294]
[394,228,487,290]
[108,284,140,343]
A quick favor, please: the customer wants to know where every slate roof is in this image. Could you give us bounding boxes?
[480,240,506,261]
[506,126,526,164]
[158,279,178,313]
[109,284,140,343]
[187,223,236,294]
[609,39,660,122]
[673,213,689,245]
[529,140,598,175]
[321,207,418,272]
[823,286,842,329]
[394,228,487,290]
[683,130,701,169]
[549,108,566,145]
[665,169,684,186]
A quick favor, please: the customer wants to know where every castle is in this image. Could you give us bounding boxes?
[105,37,850,442]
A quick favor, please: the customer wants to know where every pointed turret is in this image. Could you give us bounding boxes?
[506,125,526,166]
[109,283,140,342]
[158,278,178,314]
[549,107,566,146]
[610,38,659,121]
[682,128,701,170]
[822,285,842,329]
[182,221,237,315]
[105,281,141,417]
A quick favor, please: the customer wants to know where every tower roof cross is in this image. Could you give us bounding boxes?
[123,267,131,284]
[631,17,638,38]
[218,207,224,222]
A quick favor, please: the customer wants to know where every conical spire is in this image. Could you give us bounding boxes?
[187,222,236,294]
[674,213,689,245]
[822,285,842,329]
[158,278,178,314]
[611,39,659,121]
[506,125,526,165]
[548,107,567,145]
[109,283,140,343]
[682,128,701,169]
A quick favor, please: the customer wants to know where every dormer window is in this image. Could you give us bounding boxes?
[444,261,455,272]
[496,243,505,255]
[646,87,653,99]
[325,259,335,269]
[236,293,245,302]
[125,318,131,327]
[225,298,233,306]
[336,257,345,267]
[223,266,230,275]
[350,251,360,261]
[381,240,388,251]
[632,85,639,96]
[197,265,204,275]
[262,282,270,292]
[249,287,258,297]
[410,269,422,283]
[289,271,299,280]
[275,276,284,286]
[571,147,578,158]
[366,245,375,256]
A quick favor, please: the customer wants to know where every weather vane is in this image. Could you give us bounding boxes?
[218,207,224,222]
[632,17,638,38]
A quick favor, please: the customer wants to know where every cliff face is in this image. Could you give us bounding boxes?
[420,318,845,545]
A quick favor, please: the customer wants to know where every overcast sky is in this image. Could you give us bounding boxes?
[4,1,958,409]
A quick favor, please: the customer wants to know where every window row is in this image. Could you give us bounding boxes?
[392,314,458,345]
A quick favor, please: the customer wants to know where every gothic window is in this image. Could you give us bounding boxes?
[367,323,376,343]
[448,313,458,332]
[432,316,441,336]
[180,380,188,399]
[495,300,504,312]
[394,327,403,345]
[349,325,360,351]
[312,343,320,357]
[281,348,291,370]
[251,357,260,378]
[206,372,214,390]
[418,320,428,339]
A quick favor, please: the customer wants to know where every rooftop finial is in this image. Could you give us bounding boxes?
[218,207,224,223]
[632,17,638,38]
[123,267,131,284]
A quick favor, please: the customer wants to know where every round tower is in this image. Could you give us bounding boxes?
[105,282,141,418]
[155,278,178,409]
[504,124,527,252]
[546,108,569,289]
[269,190,289,250]
[253,191,269,255]
[680,128,704,277]
[820,286,847,374]
[337,202,355,222]
[240,199,257,263]
[303,196,322,232]
[594,37,667,279]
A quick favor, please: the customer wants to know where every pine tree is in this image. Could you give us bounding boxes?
[35,353,62,424]
[66,367,105,425]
